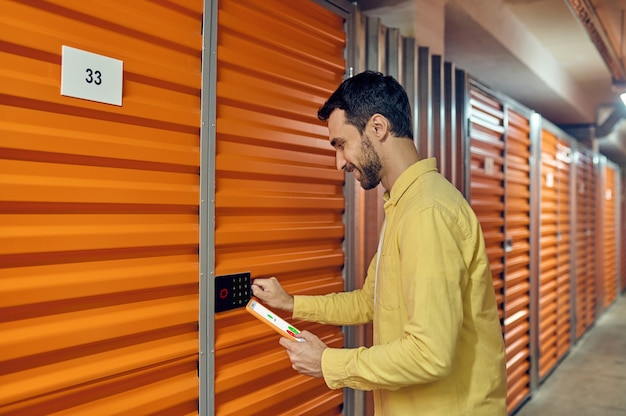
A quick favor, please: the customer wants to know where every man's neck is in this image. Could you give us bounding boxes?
[380,137,420,191]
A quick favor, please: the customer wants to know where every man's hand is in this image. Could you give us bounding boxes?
[280,331,328,378]
[251,277,294,311]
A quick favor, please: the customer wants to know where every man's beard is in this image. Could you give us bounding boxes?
[356,133,382,190]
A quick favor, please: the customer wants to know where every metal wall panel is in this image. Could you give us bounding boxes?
[212,1,346,414]
[432,55,446,177]
[455,69,469,195]
[417,47,433,160]
[574,147,597,339]
[1,1,202,414]
[503,109,532,413]
[444,62,458,188]
[385,27,402,80]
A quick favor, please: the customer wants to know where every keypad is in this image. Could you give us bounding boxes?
[215,272,251,313]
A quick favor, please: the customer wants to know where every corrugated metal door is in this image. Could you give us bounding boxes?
[538,130,558,378]
[575,147,596,338]
[538,131,572,378]
[503,109,531,412]
[622,175,626,294]
[468,86,505,321]
[212,1,346,415]
[555,138,571,360]
[539,130,558,377]
[1,1,202,415]
[469,86,533,413]
[603,163,617,307]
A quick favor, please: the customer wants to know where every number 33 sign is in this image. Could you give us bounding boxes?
[85,68,102,85]
[61,45,123,106]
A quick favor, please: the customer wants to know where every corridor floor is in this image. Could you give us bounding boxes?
[515,293,626,416]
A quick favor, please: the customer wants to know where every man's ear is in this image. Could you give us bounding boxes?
[369,113,389,140]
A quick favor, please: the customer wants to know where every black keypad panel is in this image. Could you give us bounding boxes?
[215,272,251,313]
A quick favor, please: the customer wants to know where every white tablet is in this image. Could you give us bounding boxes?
[246,298,305,342]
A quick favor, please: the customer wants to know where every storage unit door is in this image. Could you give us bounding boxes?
[538,130,559,378]
[1,2,202,414]
[603,164,617,307]
[468,86,506,321]
[622,176,626,293]
[503,109,531,412]
[467,86,543,412]
[212,1,346,415]
[575,147,597,338]
[555,138,571,360]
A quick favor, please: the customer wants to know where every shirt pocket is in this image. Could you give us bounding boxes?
[377,253,400,311]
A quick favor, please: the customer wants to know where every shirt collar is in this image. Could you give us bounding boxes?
[383,158,438,207]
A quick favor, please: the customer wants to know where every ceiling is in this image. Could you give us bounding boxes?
[359,0,626,169]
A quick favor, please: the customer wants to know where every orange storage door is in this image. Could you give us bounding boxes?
[538,130,559,378]
[575,147,597,338]
[468,87,532,408]
[1,1,202,415]
[603,164,617,307]
[468,86,505,320]
[538,131,572,378]
[212,1,346,415]
[503,109,531,412]
[555,138,571,360]
[622,175,626,294]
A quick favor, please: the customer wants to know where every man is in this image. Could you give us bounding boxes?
[251,71,506,415]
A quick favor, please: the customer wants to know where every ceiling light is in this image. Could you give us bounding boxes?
[621,92,626,106]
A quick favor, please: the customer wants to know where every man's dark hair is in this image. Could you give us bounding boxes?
[317,70,413,139]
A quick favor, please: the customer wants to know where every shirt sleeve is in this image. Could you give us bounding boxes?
[293,256,377,326]
[321,205,469,390]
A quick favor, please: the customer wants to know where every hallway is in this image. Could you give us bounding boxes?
[515,293,626,416]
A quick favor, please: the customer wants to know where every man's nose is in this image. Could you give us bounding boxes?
[336,153,346,171]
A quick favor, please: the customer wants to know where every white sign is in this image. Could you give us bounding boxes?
[61,46,123,106]
[484,157,495,176]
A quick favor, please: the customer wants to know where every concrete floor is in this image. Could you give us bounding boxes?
[514,293,626,416]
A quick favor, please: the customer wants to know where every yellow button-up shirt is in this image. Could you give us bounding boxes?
[293,158,506,415]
